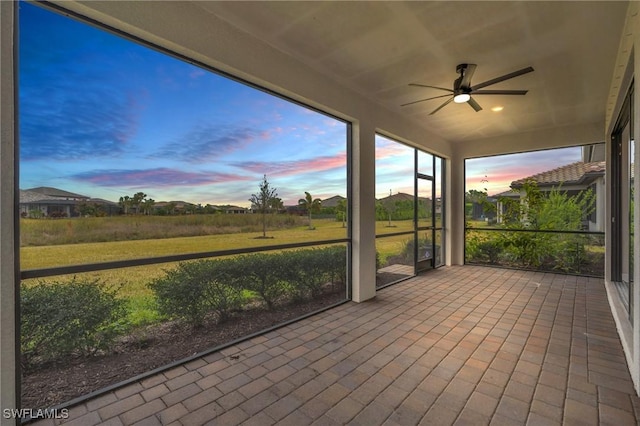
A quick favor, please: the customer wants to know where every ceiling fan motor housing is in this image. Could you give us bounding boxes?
[456,63,469,74]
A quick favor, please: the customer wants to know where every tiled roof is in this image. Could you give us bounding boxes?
[25,186,89,199]
[20,190,50,203]
[321,195,346,207]
[511,161,605,188]
[19,189,77,204]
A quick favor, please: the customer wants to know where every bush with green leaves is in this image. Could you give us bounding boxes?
[150,246,348,326]
[466,232,503,264]
[324,245,347,291]
[235,253,289,309]
[21,278,125,368]
[551,233,589,273]
[282,249,331,301]
[149,260,244,327]
[401,237,435,263]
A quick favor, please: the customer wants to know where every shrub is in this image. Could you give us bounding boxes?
[281,249,328,301]
[500,231,548,267]
[149,260,244,327]
[324,245,347,291]
[150,246,348,325]
[21,278,125,368]
[280,246,345,301]
[477,239,503,264]
[401,238,432,263]
[235,253,289,309]
[552,234,588,273]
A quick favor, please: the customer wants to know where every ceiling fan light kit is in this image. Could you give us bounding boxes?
[453,93,470,103]
[403,63,534,115]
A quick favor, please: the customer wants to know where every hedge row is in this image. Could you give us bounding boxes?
[20,245,348,368]
[149,245,347,327]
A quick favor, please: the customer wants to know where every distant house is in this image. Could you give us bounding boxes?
[321,195,346,208]
[19,187,121,217]
[496,161,606,231]
[218,205,249,214]
[19,187,89,218]
[154,201,197,215]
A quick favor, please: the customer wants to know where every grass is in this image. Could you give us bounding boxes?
[21,217,348,325]
[21,216,419,326]
[20,214,306,246]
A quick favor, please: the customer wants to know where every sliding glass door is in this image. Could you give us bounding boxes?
[611,85,634,319]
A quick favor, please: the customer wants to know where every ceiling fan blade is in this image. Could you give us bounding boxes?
[429,97,454,115]
[460,64,477,88]
[471,66,534,91]
[472,90,528,95]
[409,83,454,93]
[401,94,452,107]
[468,97,483,112]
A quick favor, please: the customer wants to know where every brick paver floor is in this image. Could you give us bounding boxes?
[35,266,640,425]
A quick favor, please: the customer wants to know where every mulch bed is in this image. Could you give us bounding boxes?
[22,292,346,409]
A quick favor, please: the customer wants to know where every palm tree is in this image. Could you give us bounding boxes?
[131,192,147,214]
[118,195,132,215]
[141,198,155,215]
[298,191,322,230]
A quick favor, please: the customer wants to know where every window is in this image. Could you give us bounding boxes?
[465,145,605,276]
[19,2,350,408]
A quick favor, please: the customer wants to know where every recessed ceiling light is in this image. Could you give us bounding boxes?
[491,106,504,112]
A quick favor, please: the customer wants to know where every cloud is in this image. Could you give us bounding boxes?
[19,5,143,162]
[189,68,206,80]
[232,152,347,177]
[70,167,249,188]
[19,81,140,161]
[154,125,270,163]
[375,140,414,160]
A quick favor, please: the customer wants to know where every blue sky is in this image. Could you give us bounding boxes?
[19,2,347,207]
[20,2,586,207]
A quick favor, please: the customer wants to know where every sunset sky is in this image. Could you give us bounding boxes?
[19,2,347,207]
[20,2,584,207]
[465,146,583,196]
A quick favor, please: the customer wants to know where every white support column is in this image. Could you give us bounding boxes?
[0,1,18,424]
[351,122,376,302]
[448,151,465,265]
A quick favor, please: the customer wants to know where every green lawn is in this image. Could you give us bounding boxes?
[20,217,419,325]
[21,218,347,324]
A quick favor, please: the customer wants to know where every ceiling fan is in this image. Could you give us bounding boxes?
[402,63,534,115]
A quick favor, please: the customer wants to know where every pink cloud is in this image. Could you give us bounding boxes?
[234,152,346,177]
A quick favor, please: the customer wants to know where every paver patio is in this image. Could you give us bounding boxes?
[34,265,640,425]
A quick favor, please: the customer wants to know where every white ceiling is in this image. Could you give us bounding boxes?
[194,1,628,144]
